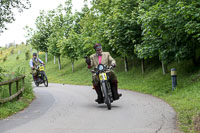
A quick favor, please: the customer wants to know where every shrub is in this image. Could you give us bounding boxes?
[3,56,7,62]
[25,50,30,60]
[10,49,14,55]
[16,55,19,60]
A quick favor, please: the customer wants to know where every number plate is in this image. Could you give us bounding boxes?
[99,73,107,81]
[39,66,44,71]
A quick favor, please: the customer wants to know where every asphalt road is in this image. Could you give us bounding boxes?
[0,83,178,133]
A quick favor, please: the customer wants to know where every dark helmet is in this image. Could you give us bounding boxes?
[33,53,37,56]
[93,43,102,50]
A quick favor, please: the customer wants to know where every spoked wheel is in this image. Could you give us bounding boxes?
[35,81,39,87]
[43,74,48,87]
[102,82,111,110]
[106,97,111,110]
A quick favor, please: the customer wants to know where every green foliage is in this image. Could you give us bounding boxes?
[16,55,19,60]
[25,50,30,60]
[3,55,7,62]
[0,0,31,33]
[0,45,34,119]
[136,0,200,64]
[60,30,81,63]
[0,66,5,82]
[92,0,141,57]
[10,48,14,55]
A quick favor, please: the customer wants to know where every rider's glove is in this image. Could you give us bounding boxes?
[111,63,116,68]
[85,57,91,66]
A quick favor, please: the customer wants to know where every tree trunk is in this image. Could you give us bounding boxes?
[37,51,39,57]
[124,56,128,72]
[141,58,145,74]
[71,60,74,73]
[192,48,199,66]
[54,56,56,64]
[162,61,168,75]
[58,56,61,70]
[45,52,48,63]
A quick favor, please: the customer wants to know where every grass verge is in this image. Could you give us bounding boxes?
[0,45,34,119]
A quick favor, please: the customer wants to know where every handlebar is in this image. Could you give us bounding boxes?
[91,65,114,74]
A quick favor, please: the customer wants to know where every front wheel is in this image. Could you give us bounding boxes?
[102,82,111,110]
[107,97,111,110]
[35,81,39,87]
[43,73,48,87]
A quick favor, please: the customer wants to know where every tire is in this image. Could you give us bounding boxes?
[43,73,48,87]
[102,82,111,110]
[35,81,39,87]
[107,97,111,110]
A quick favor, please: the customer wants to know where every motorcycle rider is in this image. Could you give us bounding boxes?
[29,53,45,81]
[86,43,122,104]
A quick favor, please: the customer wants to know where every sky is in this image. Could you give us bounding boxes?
[0,0,88,47]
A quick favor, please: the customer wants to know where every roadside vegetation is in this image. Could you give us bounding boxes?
[0,45,34,119]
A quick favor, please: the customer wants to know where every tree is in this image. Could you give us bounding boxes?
[136,0,200,74]
[91,0,142,72]
[0,0,31,33]
[47,5,66,70]
[60,10,82,72]
[61,30,81,72]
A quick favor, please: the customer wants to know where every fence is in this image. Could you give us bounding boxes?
[0,75,25,104]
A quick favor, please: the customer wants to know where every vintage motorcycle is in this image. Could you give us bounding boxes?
[33,64,48,87]
[92,64,114,110]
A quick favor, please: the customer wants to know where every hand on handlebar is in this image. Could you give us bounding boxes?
[111,63,116,68]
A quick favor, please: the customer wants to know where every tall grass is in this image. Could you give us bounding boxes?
[0,45,34,119]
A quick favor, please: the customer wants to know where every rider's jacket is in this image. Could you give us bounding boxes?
[89,52,116,68]
[29,58,43,68]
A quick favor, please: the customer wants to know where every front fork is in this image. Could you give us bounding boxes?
[100,80,113,102]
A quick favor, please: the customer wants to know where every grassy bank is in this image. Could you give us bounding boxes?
[0,45,34,119]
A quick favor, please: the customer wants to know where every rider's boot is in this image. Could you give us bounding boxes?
[93,84,104,104]
[111,80,122,100]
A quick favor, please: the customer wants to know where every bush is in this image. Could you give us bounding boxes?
[10,49,14,55]
[0,66,5,82]
[16,55,19,60]
[3,56,7,62]
[25,50,30,60]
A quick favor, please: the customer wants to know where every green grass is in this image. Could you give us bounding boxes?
[1,45,200,132]
[0,45,34,119]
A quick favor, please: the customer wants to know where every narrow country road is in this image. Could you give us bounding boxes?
[0,83,178,133]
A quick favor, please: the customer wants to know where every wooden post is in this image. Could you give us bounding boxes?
[21,77,25,96]
[16,81,19,99]
[9,83,12,96]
